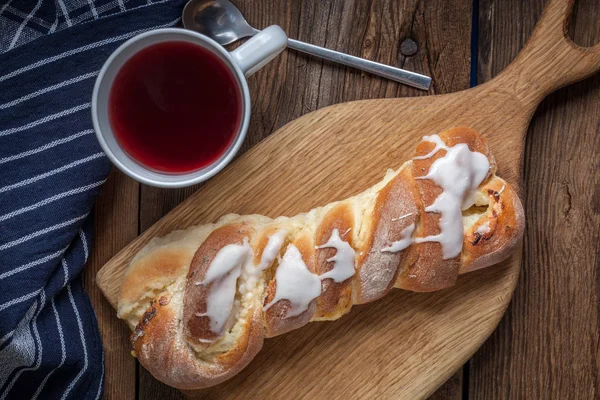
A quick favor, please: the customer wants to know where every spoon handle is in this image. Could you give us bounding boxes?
[287,38,431,91]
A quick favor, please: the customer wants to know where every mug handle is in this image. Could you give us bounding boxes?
[230,25,288,77]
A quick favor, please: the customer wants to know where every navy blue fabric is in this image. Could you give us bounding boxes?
[0,0,186,398]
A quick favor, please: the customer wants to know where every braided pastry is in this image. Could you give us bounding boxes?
[117,127,524,390]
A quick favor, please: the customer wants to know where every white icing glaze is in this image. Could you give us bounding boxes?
[381,223,416,253]
[263,244,321,317]
[475,221,491,235]
[195,238,251,336]
[391,212,414,222]
[239,230,288,300]
[317,228,356,282]
[256,230,287,272]
[412,134,448,160]
[413,134,490,259]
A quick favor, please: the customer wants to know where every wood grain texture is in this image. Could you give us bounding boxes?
[427,371,463,400]
[82,170,138,399]
[88,0,600,398]
[469,0,600,398]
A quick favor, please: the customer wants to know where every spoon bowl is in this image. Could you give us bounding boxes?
[182,0,257,46]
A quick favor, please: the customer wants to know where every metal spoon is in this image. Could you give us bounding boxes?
[182,0,432,90]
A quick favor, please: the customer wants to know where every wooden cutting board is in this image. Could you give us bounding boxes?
[97,0,600,398]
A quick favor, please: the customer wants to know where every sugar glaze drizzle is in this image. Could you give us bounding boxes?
[392,213,414,222]
[195,230,289,338]
[264,228,357,318]
[381,223,415,253]
[256,230,288,272]
[317,228,356,283]
[238,229,288,301]
[381,134,490,259]
[194,238,252,336]
[262,244,322,317]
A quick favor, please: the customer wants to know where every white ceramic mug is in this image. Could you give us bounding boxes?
[92,26,287,188]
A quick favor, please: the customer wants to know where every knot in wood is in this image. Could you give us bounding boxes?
[400,38,418,56]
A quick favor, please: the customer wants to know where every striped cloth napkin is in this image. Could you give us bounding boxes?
[0,0,185,398]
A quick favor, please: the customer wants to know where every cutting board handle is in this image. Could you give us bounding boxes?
[494,0,600,107]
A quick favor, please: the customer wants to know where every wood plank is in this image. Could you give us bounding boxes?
[135,1,472,399]
[470,0,600,397]
[428,371,463,400]
[83,169,139,400]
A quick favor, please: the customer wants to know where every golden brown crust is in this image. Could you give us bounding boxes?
[263,232,316,337]
[356,167,420,302]
[132,294,264,390]
[183,221,257,345]
[117,224,215,327]
[253,225,285,266]
[118,248,191,327]
[119,248,190,306]
[460,176,525,273]
[404,130,456,291]
[400,127,496,292]
[314,202,355,319]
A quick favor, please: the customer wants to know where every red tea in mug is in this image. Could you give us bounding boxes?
[108,41,242,173]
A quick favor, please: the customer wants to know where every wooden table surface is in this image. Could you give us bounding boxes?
[83,0,600,398]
